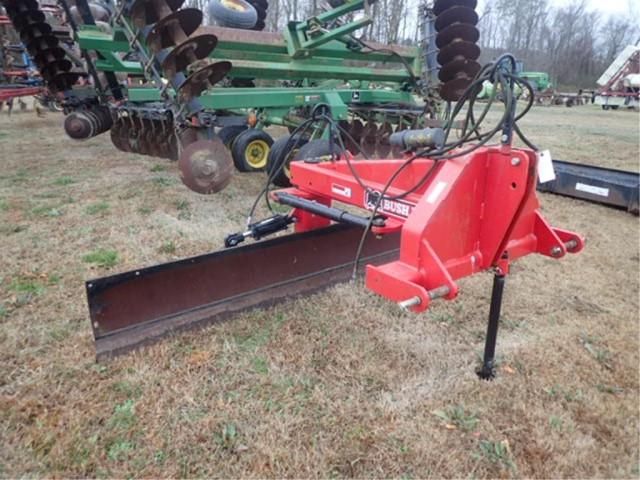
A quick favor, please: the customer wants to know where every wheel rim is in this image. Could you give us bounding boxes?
[245,139,269,169]
[221,0,248,12]
[283,148,300,179]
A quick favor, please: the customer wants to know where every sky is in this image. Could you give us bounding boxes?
[557,0,637,14]
[477,0,639,16]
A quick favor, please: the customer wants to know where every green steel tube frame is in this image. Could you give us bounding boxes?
[75,0,424,128]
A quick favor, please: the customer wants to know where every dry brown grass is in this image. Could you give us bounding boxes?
[0,104,638,478]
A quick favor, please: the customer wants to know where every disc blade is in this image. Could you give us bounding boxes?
[438,58,480,83]
[178,137,233,194]
[435,6,478,31]
[161,34,218,78]
[178,61,231,100]
[376,122,393,158]
[129,0,185,28]
[433,0,476,16]
[26,34,59,55]
[48,71,82,92]
[440,76,474,102]
[435,23,479,49]
[437,41,480,65]
[145,8,203,53]
[20,22,53,43]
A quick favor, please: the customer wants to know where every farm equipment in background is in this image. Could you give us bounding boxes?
[2,0,437,192]
[594,44,640,110]
[537,160,639,214]
[0,2,77,112]
[514,63,590,107]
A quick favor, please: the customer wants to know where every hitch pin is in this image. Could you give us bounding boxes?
[398,286,451,311]
[564,239,578,250]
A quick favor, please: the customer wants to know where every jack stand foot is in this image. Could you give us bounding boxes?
[477,272,505,380]
[477,364,496,380]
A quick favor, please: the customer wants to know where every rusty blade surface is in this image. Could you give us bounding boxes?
[86,224,400,359]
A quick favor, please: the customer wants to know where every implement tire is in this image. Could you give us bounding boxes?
[209,0,257,28]
[219,125,247,148]
[231,129,273,172]
[266,134,308,187]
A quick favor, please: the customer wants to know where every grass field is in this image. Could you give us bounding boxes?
[0,104,638,478]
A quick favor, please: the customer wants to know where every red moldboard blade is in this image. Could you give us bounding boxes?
[86,224,400,359]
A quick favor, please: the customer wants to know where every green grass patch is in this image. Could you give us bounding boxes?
[31,205,64,217]
[251,356,269,375]
[0,199,8,211]
[82,249,118,268]
[159,241,176,254]
[53,176,76,186]
[175,199,191,219]
[108,399,137,430]
[107,440,135,462]
[579,332,614,370]
[138,205,153,215]
[214,423,239,450]
[8,278,45,296]
[10,170,29,185]
[150,164,166,172]
[433,404,478,432]
[0,224,27,235]
[152,177,171,187]
[475,439,516,472]
[85,202,110,215]
[175,199,189,211]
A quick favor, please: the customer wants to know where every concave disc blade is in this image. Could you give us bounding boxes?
[178,138,234,194]
[435,6,478,31]
[435,23,479,49]
[437,41,480,65]
[433,0,477,16]
[145,8,203,53]
[178,61,231,100]
[161,34,218,78]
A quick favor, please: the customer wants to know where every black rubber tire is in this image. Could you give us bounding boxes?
[255,5,267,20]
[251,18,265,30]
[209,0,258,28]
[231,129,273,172]
[248,0,268,10]
[218,125,247,148]
[294,138,345,163]
[328,0,346,7]
[267,134,309,187]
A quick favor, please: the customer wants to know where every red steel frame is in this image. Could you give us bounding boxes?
[273,144,584,311]
[0,86,42,101]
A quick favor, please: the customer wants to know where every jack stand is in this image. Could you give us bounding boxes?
[477,271,506,380]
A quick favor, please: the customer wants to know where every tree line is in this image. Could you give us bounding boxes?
[477,0,639,88]
[193,0,639,88]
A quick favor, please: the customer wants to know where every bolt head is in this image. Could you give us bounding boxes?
[511,157,521,166]
[550,246,563,256]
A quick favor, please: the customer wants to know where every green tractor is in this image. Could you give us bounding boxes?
[518,71,552,92]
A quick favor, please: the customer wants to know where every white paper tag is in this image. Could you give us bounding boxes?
[537,150,556,183]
